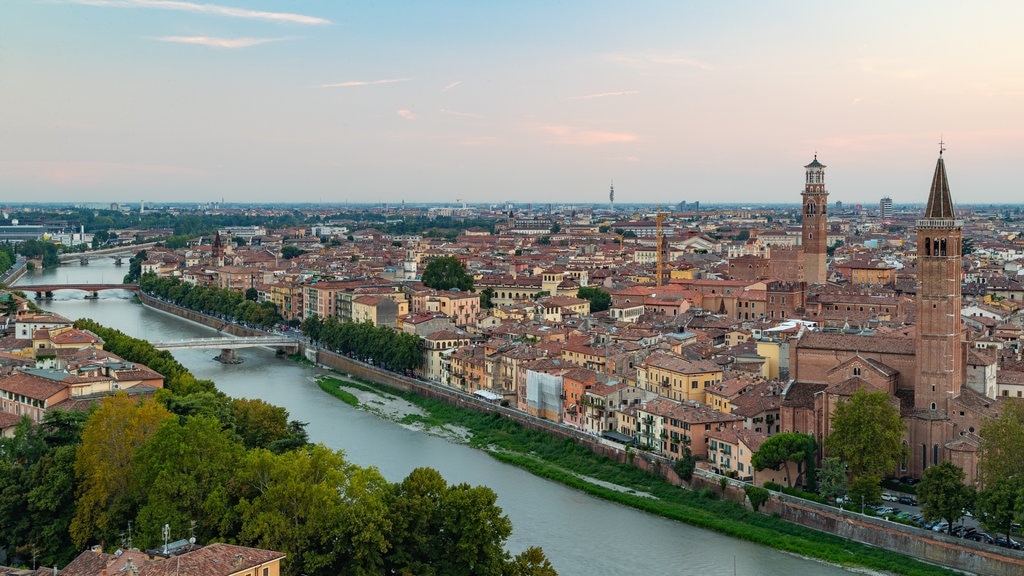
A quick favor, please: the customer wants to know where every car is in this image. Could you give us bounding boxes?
[932,521,949,532]
[876,506,896,516]
[881,492,898,502]
[898,495,919,506]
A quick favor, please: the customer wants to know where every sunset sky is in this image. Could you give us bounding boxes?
[3,1,1023,206]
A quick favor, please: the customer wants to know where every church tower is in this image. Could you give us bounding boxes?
[914,148,964,411]
[908,146,967,477]
[801,155,829,284]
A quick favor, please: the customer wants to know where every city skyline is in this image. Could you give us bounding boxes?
[3,1,1023,205]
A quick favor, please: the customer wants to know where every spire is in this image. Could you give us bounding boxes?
[923,152,956,219]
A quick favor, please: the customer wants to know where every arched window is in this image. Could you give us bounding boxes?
[940,239,947,256]
[924,237,931,256]
[933,444,939,466]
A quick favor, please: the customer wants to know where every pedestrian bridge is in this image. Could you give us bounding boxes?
[150,336,299,350]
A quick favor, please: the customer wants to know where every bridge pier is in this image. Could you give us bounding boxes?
[214,348,243,364]
[85,291,99,300]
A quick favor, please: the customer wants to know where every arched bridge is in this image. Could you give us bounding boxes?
[25,284,140,298]
[150,336,300,364]
[150,336,299,350]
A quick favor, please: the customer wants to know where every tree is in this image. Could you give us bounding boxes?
[976,475,1024,539]
[133,415,245,546]
[231,444,390,576]
[480,287,495,309]
[537,236,551,245]
[384,467,513,576]
[978,398,1024,487]
[673,446,696,481]
[549,223,561,234]
[70,394,174,548]
[281,245,306,259]
[123,249,148,283]
[817,456,847,503]
[750,432,816,488]
[245,287,259,301]
[917,461,975,535]
[505,547,558,576]
[421,256,473,291]
[576,286,611,313]
[824,388,905,482]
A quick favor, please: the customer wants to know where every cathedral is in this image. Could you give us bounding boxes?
[780,149,998,484]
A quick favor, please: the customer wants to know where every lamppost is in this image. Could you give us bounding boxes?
[861,494,865,515]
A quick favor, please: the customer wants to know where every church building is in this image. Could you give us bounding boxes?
[780,149,997,484]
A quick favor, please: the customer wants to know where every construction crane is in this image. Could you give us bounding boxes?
[655,210,668,286]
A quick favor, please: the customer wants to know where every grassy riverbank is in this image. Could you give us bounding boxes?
[311,371,964,576]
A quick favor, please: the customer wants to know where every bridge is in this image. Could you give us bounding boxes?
[24,284,140,299]
[58,242,159,264]
[151,336,300,364]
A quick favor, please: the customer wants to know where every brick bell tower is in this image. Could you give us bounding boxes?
[909,145,966,476]
[914,146,965,411]
[801,155,829,284]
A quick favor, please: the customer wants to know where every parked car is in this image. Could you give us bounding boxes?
[881,492,898,502]
[876,506,896,516]
[898,495,918,506]
[932,521,949,532]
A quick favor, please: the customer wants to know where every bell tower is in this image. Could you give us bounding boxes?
[801,155,829,284]
[914,147,964,411]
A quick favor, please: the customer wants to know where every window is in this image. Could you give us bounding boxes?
[853,367,861,376]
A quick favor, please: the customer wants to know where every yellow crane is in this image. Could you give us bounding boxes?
[655,210,668,286]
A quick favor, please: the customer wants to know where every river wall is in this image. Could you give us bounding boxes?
[137,292,1024,575]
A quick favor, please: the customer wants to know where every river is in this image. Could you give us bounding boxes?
[15,260,855,576]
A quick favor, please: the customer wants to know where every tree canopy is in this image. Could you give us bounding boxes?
[421,256,474,291]
[751,432,815,488]
[576,286,612,313]
[978,398,1024,487]
[917,461,974,535]
[824,388,905,481]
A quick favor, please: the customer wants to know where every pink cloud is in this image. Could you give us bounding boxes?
[541,125,639,146]
[397,109,416,120]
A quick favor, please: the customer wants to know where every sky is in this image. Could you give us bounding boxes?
[2,1,1023,206]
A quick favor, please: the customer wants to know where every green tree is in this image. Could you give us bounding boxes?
[750,432,816,488]
[505,547,558,576]
[817,456,847,503]
[978,398,1024,487]
[673,446,696,481]
[976,475,1024,539]
[123,250,148,284]
[917,461,975,535]
[133,415,245,546]
[576,286,612,313]
[480,287,495,309]
[70,394,174,548]
[420,256,473,291]
[384,467,513,576]
[824,388,905,482]
[231,444,390,576]
[537,236,551,245]
[550,223,561,233]
[280,245,306,259]
[245,287,259,301]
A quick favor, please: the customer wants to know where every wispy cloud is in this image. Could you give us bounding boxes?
[541,125,638,146]
[610,53,713,71]
[155,36,289,48]
[442,81,463,92]
[397,109,416,120]
[319,78,410,88]
[570,90,639,100]
[440,108,482,119]
[66,0,331,25]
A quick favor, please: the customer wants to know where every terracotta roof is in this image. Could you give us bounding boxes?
[797,332,915,355]
[781,381,828,408]
[139,542,285,576]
